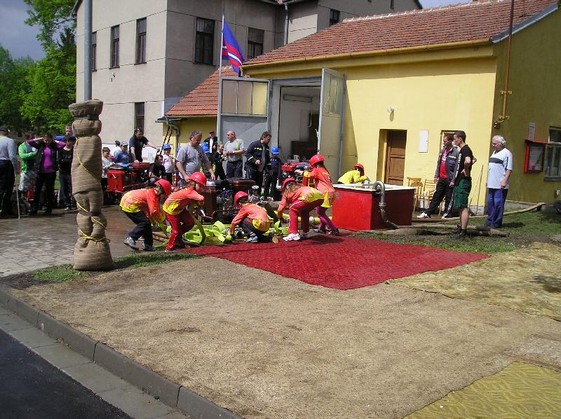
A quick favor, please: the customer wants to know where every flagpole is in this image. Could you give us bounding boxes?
[218,14,224,79]
[216,14,224,143]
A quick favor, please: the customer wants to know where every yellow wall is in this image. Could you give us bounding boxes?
[491,10,561,203]
[163,117,216,153]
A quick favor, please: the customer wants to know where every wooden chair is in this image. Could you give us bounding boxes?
[421,178,437,211]
[407,177,424,211]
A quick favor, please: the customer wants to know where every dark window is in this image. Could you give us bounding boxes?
[135,103,145,132]
[110,25,120,68]
[247,27,264,59]
[329,9,340,26]
[136,18,147,64]
[195,17,214,65]
[91,31,97,71]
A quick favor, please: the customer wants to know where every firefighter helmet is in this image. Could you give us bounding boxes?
[354,163,365,172]
[234,191,249,206]
[282,177,296,192]
[309,153,325,167]
[155,179,172,197]
[187,171,207,187]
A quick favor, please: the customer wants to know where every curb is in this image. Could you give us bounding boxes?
[0,287,240,419]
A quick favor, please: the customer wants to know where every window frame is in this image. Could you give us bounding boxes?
[136,18,147,64]
[544,127,561,181]
[91,31,97,71]
[110,25,120,69]
[329,9,340,26]
[247,27,264,60]
[134,102,145,133]
[194,17,215,65]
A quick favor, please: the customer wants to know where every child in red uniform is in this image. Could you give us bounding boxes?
[230,191,271,243]
[277,178,324,241]
[121,179,171,251]
[306,153,339,235]
[162,171,206,252]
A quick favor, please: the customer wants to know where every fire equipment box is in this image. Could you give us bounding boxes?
[332,184,415,230]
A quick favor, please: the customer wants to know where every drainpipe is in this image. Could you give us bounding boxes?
[283,2,289,45]
[83,0,92,100]
[373,181,399,229]
[494,0,515,128]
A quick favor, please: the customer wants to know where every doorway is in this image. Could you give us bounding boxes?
[384,130,407,185]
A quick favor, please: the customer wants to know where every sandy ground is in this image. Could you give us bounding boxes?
[10,242,561,418]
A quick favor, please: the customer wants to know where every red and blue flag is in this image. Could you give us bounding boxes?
[222,20,245,76]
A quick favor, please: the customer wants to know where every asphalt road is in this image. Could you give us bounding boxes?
[0,329,130,419]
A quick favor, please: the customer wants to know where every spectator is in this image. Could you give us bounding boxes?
[230,191,271,243]
[101,147,112,201]
[162,171,206,252]
[212,142,227,180]
[175,130,215,187]
[18,134,38,201]
[485,135,513,228]
[128,128,158,163]
[161,144,174,183]
[277,178,324,242]
[337,163,369,184]
[57,135,76,211]
[0,126,18,218]
[450,130,474,239]
[245,131,271,194]
[223,130,244,178]
[27,133,65,216]
[417,133,459,219]
[114,143,133,164]
[148,155,166,181]
[263,146,282,200]
[110,140,121,159]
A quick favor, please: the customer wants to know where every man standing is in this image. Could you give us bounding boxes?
[0,126,18,218]
[417,133,458,219]
[175,130,215,187]
[485,135,512,228]
[203,130,226,180]
[245,131,271,193]
[223,130,244,178]
[450,130,474,239]
[129,128,158,163]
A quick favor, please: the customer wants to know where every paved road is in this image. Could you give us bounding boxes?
[0,328,130,419]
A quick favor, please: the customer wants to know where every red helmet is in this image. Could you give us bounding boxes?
[309,153,325,167]
[282,177,296,192]
[155,179,172,196]
[354,163,364,171]
[187,171,207,186]
[234,191,249,206]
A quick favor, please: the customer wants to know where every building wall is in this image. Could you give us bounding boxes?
[490,9,561,203]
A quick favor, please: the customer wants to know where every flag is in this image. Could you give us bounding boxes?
[222,20,245,76]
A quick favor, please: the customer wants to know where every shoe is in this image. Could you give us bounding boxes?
[417,212,430,219]
[283,233,301,241]
[64,206,71,211]
[453,230,467,240]
[300,232,308,239]
[143,245,155,251]
[123,236,139,250]
[327,228,340,236]
[314,227,327,234]
[246,235,259,243]
[441,213,449,219]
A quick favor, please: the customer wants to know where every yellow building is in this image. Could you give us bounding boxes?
[166,0,561,209]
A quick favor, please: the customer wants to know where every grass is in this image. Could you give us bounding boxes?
[355,208,561,254]
[31,252,196,284]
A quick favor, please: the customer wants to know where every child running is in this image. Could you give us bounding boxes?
[277,178,324,241]
[230,191,271,243]
[121,179,172,251]
[306,153,339,235]
[162,171,206,252]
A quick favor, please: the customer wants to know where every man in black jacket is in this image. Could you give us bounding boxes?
[244,131,271,194]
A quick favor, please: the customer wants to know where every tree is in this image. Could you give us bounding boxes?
[24,0,76,50]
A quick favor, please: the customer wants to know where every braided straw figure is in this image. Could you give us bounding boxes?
[70,100,115,270]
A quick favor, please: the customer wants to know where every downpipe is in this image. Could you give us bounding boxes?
[373,181,399,229]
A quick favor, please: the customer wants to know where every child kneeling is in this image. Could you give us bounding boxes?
[230,191,271,243]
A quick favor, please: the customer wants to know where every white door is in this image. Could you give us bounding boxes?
[318,68,346,177]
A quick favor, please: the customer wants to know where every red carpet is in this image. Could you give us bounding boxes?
[188,235,488,290]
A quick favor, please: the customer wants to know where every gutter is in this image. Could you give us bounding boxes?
[490,3,558,43]
[243,39,491,71]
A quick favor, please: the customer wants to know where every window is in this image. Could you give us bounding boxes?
[136,18,147,64]
[110,25,120,68]
[134,102,145,132]
[329,9,340,26]
[247,27,264,59]
[221,79,268,116]
[195,17,214,65]
[91,32,97,71]
[544,128,561,180]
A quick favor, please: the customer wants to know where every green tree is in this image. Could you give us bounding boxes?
[24,0,76,49]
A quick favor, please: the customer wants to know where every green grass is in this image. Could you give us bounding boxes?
[355,209,561,254]
[31,252,196,283]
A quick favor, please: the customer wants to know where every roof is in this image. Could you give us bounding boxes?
[244,0,558,67]
[166,67,237,118]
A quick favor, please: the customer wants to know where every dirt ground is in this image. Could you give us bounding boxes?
[9,242,561,418]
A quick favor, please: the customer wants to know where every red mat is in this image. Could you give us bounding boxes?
[188,235,488,290]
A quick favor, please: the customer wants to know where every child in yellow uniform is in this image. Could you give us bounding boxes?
[230,191,271,243]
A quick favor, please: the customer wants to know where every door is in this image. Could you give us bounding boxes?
[218,77,270,143]
[318,68,346,177]
[384,130,407,185]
